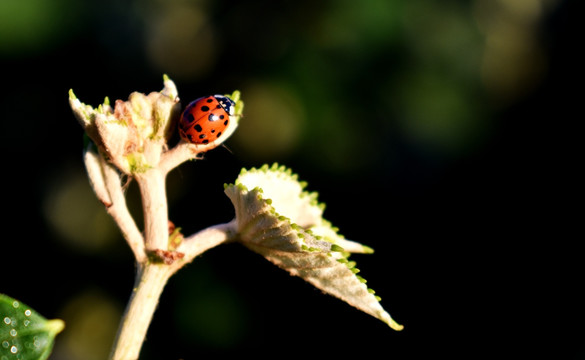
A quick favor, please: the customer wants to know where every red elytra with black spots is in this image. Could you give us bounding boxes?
[178,95,235,145]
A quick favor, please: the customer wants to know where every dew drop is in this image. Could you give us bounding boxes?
[10,329,17,337]
[23,320,30,327]
[24,309,31,317]
[2,341,9,348]
[3,317,10,325]
[12,301,19,309]
[10,345,17,354]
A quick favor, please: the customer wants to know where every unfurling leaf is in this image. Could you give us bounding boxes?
[225,164,403,330]
[69,75,181,174]
[0,294,64,360]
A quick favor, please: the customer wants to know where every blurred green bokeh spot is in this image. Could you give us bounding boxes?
[0,0,81,55]
[173,264,250,351]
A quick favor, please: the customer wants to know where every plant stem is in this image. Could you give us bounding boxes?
[110,263,173,360]
[136,169,169,251]
[109,151,236,359]
[108,222,235,360]
[109,167,171,360]
[102,160,146,262]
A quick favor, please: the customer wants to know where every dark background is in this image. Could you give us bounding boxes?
[1,0,580,359]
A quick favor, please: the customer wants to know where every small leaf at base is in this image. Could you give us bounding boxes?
[0,294,64,360]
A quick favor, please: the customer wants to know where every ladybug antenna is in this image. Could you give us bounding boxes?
[221,143,234,154]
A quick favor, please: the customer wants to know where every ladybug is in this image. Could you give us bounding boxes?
[178,95,235,144]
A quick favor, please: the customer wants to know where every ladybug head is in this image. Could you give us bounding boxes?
[214,95,235,116]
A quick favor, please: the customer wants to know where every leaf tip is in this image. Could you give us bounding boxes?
[378,309,404,331]
[46,318,66,335]
[362,245,375,254]
[389,319,404,331]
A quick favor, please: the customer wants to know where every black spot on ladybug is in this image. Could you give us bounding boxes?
[217,132,222,138]
[216,105,222,109]
[202,139,209,144]
[219,115,225,120]
[206,98,213,103]
[194,124,203,132]
[187,134,193,141]
[199,134,206,139]
[184,113,194,123]
[201,106,210,112]
[211,129,216,133]
[224,119,228,126]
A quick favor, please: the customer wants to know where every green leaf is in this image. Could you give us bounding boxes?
[1,294,64,360]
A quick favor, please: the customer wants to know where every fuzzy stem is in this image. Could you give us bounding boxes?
[109,168,170,360]
[170,220,237,272]
[110,263,173,360]
[102,163,146,262]
[159,141,197,175]
[135,168,169,251]
[83,148,146,262]
[110,222,235,359]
